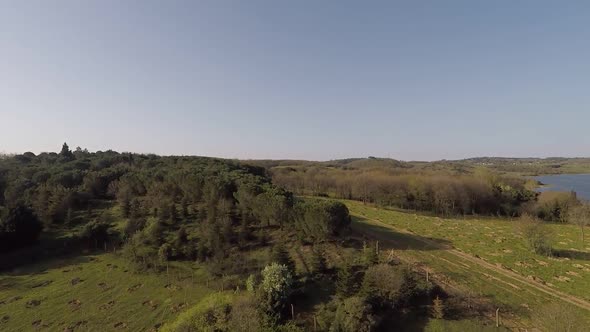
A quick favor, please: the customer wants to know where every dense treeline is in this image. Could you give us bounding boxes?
[0,144,350,260]
[269,165,537,216]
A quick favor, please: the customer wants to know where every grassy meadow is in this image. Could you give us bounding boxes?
[0,254,215,331]
[345,199,590,328]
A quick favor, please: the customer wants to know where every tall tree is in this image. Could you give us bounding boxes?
[568,203,590,246]
[59,142,73,159]
[270,243,296,275]
[336,260,355,297]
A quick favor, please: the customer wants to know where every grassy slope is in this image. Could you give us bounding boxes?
[344,200,590,328]
[0,254,213,331]
[347,201,590,299]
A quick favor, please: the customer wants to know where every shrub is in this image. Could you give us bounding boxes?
[336,260,356,297]
[293,199,351,242]
[161,292,234,332]
[532,302,586,332]
[0,205,43,250]
[431,296,445,319]
[259,263,294,322]
[361,264,425,309]
[78,219,111,244]
[519,215,554,256]
[227,295,261,332]
[330,296,376,332]
[362,242,379,266]
[246,274,258,293]
[261,263,293,301]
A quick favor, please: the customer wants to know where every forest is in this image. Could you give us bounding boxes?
[1,146,588,331]
[263,159,538,217]
[0,144,444,331]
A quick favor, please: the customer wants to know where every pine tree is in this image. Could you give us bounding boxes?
[363,241,379,266]
[431,296,445,319]
[169,203,178,224]
[180,197,189,220]
[336,260,355,297]
[59,142,73,159]
[270,244,296,275]
[120,198,131,218]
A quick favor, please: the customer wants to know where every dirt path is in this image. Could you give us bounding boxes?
[353,216,590,313]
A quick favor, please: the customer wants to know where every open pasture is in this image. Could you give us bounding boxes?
[0,254,212,331]
[345,200,590,301]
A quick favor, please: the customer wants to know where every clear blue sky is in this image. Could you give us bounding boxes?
[2,1,590,160]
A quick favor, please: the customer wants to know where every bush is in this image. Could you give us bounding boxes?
[78,219,111,244]
[162,292,235,332]
[227,295,262,332]
[261,263,293,301]
[336,260,357,297]
[0,205,43,250]
[431,296,445,319]
[123,216,146,238]
[259,263,294,322]
[361,264,425,309]
[246,274,259,293]
[362,242,379,266]
[532,302,587,332]
[518,215,554,256]
[293,199,351,242]
[330,296,376,332]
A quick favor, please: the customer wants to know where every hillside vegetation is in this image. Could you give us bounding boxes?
[2,145,499,331]
[2,147,590,331]
[265,159,538,216]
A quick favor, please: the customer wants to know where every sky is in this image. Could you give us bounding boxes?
[2,1,590,161]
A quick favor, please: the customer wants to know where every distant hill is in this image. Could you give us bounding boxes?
[244,156,590,176]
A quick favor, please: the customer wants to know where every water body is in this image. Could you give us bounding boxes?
[534,174,590,200]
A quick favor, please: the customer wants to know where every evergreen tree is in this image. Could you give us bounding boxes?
[180,197,189,220]
[59,142,73,159]
[336,260,355,297]
[169,203,178,224]
[270,243,296,275]
[363,241,379,266]
[120,197,131,218]
[431,296,445,319]
[259,263,294,323]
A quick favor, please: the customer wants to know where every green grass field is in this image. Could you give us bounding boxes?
[0,253,215,331]
[346,200,590,300]
[344,199,590,328]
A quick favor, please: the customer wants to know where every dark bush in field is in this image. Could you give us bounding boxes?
[292,199,351,242]
[0,205,42,251]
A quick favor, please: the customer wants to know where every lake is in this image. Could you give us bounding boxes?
[534,174,590,200]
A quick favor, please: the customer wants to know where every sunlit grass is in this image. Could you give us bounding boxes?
[0,254,212,331]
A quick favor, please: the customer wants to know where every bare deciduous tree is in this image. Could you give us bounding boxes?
[567,202,590,246]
